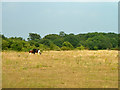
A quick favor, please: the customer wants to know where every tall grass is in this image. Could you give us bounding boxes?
[2,50,118,88]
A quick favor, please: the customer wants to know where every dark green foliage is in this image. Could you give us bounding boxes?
[118,34,120,49]
[1,32,119,51]
[28,33,41,41]
[2,35,7,39]
[94,46,98,50]
[35,43,39,47]
[29,40,35,46]
[86,35,113,50]
[43,34,60,41]
[10,37,24,40]
[2,40,9,50]
[39,39,51,46]
[11,41,23,51]
[64,34,79,47]
[53,38,64,47]
[59,31,66,37]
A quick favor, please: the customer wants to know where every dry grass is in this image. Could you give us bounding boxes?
[2,50,118,88]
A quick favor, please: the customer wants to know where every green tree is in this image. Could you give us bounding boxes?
[86,35,112,50]
[39,39,51,47]
[64,34,79,48]
[53,38,64,47]
[35,42,39,47]
[2,40,9,50]
[28,33,41,41]
[1,32,118,51]
[43,34,60,41]
[11,41,23,51]
[59,31,66,37]
[29,40,35,46]
[22,41,31,51]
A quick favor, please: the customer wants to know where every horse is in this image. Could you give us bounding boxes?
[29,49,41,55]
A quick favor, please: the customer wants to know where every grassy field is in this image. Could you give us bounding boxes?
[2,50,118,88]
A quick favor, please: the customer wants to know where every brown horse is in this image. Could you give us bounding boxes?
[29,49,41,55]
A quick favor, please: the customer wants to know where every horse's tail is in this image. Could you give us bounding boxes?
[29,50,31,53]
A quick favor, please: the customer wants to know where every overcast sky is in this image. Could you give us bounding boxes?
[2,2,118,40]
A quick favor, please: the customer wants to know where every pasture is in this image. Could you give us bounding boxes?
[2,50,118,88]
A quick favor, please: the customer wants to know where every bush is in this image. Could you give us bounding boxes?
[2,40,9,50]
[94,46,98,50]
[62,41,74,50]
[61,46,71,50]
[11,42,23,51]
[76,45,85,50]
[54,46,61,51]
[49,43,61,51]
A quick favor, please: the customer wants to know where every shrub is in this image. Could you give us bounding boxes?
[62,41,74,50]
[11,42,23,51]
[2,40,9,50]
[94,46,98,50]
[76,45,85,50]
[61,46,71,50]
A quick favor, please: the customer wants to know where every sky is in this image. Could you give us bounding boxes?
[2,2,118,40]
[1,0,119,2]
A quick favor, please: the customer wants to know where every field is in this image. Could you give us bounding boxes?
[2,50,118,88]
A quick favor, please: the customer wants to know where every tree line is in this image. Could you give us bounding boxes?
[1,31,119,51]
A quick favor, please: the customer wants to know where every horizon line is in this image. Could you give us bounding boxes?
[1,31,119,40]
